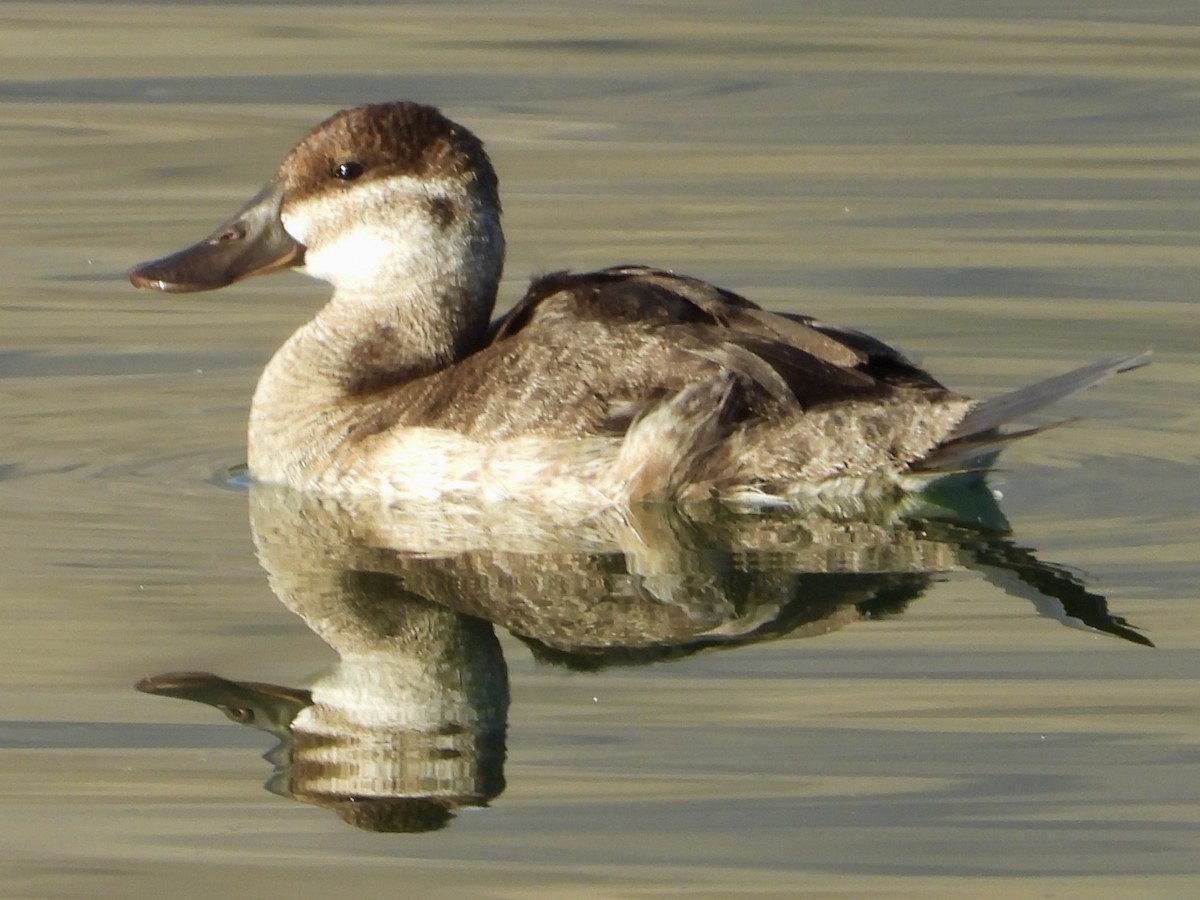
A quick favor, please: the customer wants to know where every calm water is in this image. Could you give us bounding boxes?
[2,2,1198,897]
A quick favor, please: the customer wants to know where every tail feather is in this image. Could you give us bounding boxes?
[914,350,1150,474]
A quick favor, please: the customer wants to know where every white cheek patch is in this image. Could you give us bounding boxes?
[300,227,412,286]
[282,175,471,288]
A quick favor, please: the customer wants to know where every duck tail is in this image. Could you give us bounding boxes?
[912,350,1151,474]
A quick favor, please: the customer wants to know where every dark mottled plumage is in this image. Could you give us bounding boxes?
[373,264,947,441]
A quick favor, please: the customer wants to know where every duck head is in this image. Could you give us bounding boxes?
[129,101,505,304]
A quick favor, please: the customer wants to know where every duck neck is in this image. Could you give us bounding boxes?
[248,265,499,485]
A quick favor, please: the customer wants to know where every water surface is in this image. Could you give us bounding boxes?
[1,2,1198,897]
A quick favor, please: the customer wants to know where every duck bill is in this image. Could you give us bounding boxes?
[136,671,313,726]
[128,178,305,293]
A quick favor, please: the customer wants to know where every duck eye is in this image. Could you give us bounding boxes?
[333,161,364,181]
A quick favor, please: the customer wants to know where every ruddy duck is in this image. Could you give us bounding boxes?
[129,101,1147,506]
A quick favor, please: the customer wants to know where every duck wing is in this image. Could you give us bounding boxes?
[472,265,945,431]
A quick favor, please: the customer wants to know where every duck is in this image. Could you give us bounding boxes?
[129,101,1148,507]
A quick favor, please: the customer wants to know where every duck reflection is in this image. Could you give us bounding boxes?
[138,483,1148,832]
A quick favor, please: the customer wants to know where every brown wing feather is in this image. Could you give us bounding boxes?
[386,266,945,440]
